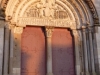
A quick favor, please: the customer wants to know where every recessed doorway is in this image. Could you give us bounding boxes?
[21,26,75,75]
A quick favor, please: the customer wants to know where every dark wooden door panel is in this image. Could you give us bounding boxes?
[52,28,75,75]
[21,27,46,75]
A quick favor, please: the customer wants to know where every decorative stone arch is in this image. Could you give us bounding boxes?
[3,0,100,75]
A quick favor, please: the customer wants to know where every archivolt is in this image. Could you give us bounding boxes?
[5,0,99,28]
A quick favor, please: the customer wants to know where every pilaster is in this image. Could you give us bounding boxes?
[3,23,10,75]
[0,19,4,75]
[12,26,23,75]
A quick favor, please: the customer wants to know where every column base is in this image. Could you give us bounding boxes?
[81,72,84,75]
[3,74,8,75]
[47,73,53,75]
[85,71,90,75]
[92,72,97,75]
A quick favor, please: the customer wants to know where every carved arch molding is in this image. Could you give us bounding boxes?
[5,0,99,29]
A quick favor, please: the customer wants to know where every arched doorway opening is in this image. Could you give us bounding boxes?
[21,26,75,75]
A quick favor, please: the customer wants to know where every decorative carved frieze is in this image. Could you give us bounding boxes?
[17,18,75,27]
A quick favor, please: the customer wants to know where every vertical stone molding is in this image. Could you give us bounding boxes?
[13,26,23,75]
[82,26,90,75]
[72,29,81,75]
[3,24,10,75]
[0,26,4,75]
[45,27,54,75]
[88,26,96,75]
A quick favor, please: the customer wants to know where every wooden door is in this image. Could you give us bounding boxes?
[21,26,46,75]
[52,28,75,75]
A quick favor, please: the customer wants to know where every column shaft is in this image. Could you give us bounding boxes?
[47,37,53,73]
[3,27,10,75]
[86,32,91,72]
[72,30,80,75]
[0,27,4,75]
[88,27,96,75]
[9,26,14,74]
[46,27,53,75]
[93,31,99,74]
[82,26,90,75]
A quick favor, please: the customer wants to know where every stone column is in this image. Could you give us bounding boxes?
[88,26,96,75]
[72,29,81,75]
[3,24,10,75]
[9,25,15,75]
[78,29,85,75]
[46,27,53,75]
[95,27,100,73]
[82,26,90,75]
[0,20,4,75]
[12,26,23,75]
[93,27,99,74]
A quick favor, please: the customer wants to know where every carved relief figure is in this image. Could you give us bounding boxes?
[40,0,46,4]
[36,3,45,17]
[25,0,68,19]
[47,0,56,5]
[37,0,56,18]
[44,3,52,17]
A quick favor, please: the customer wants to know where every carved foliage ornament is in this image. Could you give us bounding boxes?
[46,26,54,38]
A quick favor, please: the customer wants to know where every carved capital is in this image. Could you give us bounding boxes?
[94,17,99,24]
[72,29,78,36]
[14,26,23,34]
[5,16,12,22]
[0,20,5,28]
[4,23,9,29]
[72,30,80,43]
[82,26,86,29]
[88,26,94,33]
[70,25,76,30]
[81,26,87,33]
[46,26,54,38]
[0,8,5,18]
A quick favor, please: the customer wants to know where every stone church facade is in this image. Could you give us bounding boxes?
[0,0,100,75]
